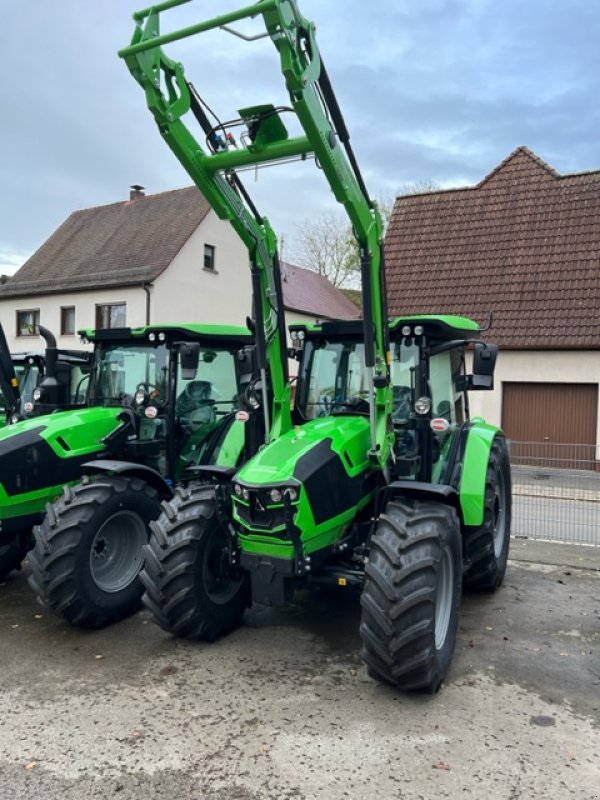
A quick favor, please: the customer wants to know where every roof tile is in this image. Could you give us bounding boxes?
[0,187,211,298]
[385,146,600,349]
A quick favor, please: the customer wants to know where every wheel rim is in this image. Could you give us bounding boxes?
[202,528,242,605]
[89,511,148,593]
[493,470,507,558]
[435,544,454,650]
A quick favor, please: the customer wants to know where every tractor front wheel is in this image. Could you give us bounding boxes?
[27,476,160,627]
[141,482,250,640]
[360,499,462,692]
[463,437,512,591]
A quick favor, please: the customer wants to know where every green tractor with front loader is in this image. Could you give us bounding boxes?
[0,323,267,619]
[121,0,511,692]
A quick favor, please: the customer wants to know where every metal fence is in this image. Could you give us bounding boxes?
[509,441,600,547]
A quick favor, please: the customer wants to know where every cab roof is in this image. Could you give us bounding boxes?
[289,314,480,342]
[79,323,253,346]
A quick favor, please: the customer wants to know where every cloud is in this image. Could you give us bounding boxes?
[0,0,598,261]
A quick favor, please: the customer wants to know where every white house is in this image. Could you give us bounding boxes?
[0,186,359,354]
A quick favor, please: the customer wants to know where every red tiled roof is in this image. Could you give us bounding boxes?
[385,146,600,349]
[281,262,360,320]
[0,187,211,298]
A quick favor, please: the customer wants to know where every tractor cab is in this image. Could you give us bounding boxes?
[81,324,259,481]
[291,314,498,486]
[20,349,92,418]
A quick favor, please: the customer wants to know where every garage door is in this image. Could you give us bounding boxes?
[501,382,598,469]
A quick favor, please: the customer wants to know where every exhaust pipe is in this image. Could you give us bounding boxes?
[37,325,60,404]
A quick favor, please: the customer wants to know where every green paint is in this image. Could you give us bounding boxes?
[460,422,499,525]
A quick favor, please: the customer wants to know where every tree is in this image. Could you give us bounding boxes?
[289,196,396,289]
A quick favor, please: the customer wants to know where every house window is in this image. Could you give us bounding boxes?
[61,306,76,335]
[16,309,40,337]
[204,244,216,271]
[96,303,126,330]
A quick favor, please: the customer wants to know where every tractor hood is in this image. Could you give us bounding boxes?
[0,406,124,517]
[235,415,371,487]
[0,406,123,454]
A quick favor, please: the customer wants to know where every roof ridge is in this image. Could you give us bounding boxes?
[478,145,559,187]
[70,185,199,216]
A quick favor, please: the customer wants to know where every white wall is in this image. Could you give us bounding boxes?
[152,210,252,327]
[468,350,600,446]
[0,286,145,353]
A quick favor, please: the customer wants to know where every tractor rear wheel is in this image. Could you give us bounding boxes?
[463,437,512,591]
[28,475,160,627]
[0,530,29,580]
[360,499,462,692]
[141,482,250,640]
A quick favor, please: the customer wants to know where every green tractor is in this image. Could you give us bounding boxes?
[0,323,91,577]
[121,0,511,690]
[0,323,90,427]
[230,315,509,690]
[0,323,264,619]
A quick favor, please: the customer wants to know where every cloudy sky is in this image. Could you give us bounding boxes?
[1,0,599,274]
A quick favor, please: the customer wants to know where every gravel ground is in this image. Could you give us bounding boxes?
[0,541,598,800]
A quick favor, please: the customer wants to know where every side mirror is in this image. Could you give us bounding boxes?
[468,342,498,390]
[179,342,200,380]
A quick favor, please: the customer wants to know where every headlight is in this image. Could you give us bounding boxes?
[242,488,250,501]
[135,389,146,405]
[401,325,411,337]
[285,487,298,501]
[33,388,42,401]
[415,396,431,415]
[269,489,282,503]
[24,402,34,414]
[234,483,242,497]
[414,325,424,336]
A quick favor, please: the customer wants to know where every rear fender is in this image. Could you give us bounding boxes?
[81,459,173,500]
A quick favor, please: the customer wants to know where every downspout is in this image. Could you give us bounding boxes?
[143,282,152,325]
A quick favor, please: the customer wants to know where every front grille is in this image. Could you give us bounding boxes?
[236,501,287,533]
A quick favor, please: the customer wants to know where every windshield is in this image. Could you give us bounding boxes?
[175,348,239,419]
[90,343,169,407]
[390,339,419,423]
[297,340,368,419]
[18,363,41,414]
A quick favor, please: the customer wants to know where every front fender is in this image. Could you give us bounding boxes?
[81,459,173,500]
[459,423,502,526]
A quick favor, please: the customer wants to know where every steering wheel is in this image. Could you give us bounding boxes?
[181,404,216,430]
[337,396,370,414]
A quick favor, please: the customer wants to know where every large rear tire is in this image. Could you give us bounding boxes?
[463,436,512,591]
[141,482,250,640]
[28,476,160,627]
[360,499,462,692]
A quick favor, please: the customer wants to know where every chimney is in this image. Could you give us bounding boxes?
[129,184,145,202]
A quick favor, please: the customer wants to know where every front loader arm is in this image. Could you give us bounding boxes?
[121,8,292,443]
[120,0,392,468]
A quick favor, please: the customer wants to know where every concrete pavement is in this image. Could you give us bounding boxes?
[0,539,598,800]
